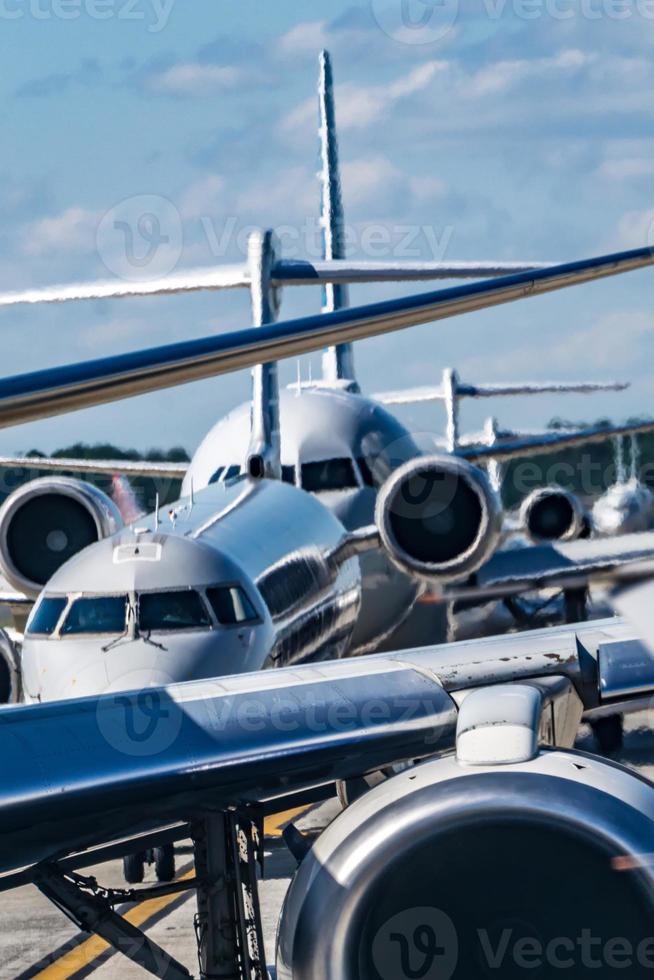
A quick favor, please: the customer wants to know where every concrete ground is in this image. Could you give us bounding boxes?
[1,712,653,980]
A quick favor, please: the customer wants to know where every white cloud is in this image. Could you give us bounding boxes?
[236,166,316,222]
[145,63,245,98]
[597,158,654,180]
[341,158,401,206]
[279,20,330,54]
[464,50,596,98]
[284,61,447,133]
[22,207,99,257]
[409,175,447,202]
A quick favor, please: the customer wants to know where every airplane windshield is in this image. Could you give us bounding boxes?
[26,596,67,636]
[61,596,128,636]
[207,586,258,625]
[139,590,211,632]
[301,458,358,493]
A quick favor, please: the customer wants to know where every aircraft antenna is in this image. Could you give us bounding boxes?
[318,50,357,387]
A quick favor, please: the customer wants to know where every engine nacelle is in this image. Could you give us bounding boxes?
[375,455,503,581]
[278,750,654,980]
[520,485,590,543]
[0,477,123,598]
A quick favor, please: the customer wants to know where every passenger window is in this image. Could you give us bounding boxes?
[281,465,296,486]
[61,596,127,635]
[26,596,67,636]
[139,590,211,632]
[207,586,258,625]
[301,458,358,493]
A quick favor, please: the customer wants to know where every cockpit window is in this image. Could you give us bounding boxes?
[209,466,224,485]
[61,595,128,636]
[357,456,376,488]
[224,465,241,481]
[281,465,296,486]
[139,590,211,632]
[26,596,67,636]
[300,458,358,493]
[207,586,258,625]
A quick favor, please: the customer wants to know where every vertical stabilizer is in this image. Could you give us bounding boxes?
[319,50,357,386]
[246,230,282,480]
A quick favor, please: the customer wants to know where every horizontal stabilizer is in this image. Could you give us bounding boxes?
[374,379,629,406]
[0,245,650,428]
[0,260,552,309]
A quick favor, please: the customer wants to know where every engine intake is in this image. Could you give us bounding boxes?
[521,486,590,542]
[0,477,123,597]
[375,456,503,581]
[278,751,654,980]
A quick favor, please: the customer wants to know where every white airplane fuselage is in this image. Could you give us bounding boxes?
[592,479,654,536]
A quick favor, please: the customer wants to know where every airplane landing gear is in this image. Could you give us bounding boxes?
[122,844,176,884]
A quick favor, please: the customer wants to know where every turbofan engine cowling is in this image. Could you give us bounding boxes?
[375,455,503,581]
[521,485,590,543]
[278,750,654,980]
[0,477,123,597]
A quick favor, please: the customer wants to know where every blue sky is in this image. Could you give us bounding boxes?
[0,0,653,452]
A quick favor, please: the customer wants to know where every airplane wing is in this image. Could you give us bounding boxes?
[450,530,654,601]
[0,246,650,428]
[0,455,187,479]
[457,418,654,464]
[0,260,552,309]
[0,614,644,879]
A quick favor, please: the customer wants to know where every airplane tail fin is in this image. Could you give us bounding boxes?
[318,50,356,386]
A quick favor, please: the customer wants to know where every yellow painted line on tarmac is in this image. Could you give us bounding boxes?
[28,804,313,979]
[263,804,312,838]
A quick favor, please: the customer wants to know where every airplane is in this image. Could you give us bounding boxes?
[592,433,654,535]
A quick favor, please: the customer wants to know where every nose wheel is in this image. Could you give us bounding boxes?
[122,844,176,884]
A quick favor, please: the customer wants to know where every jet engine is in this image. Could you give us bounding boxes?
[278,750,654,980]
[0,477,123,597]
[520,485,590,543]
[375,455,503,581]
